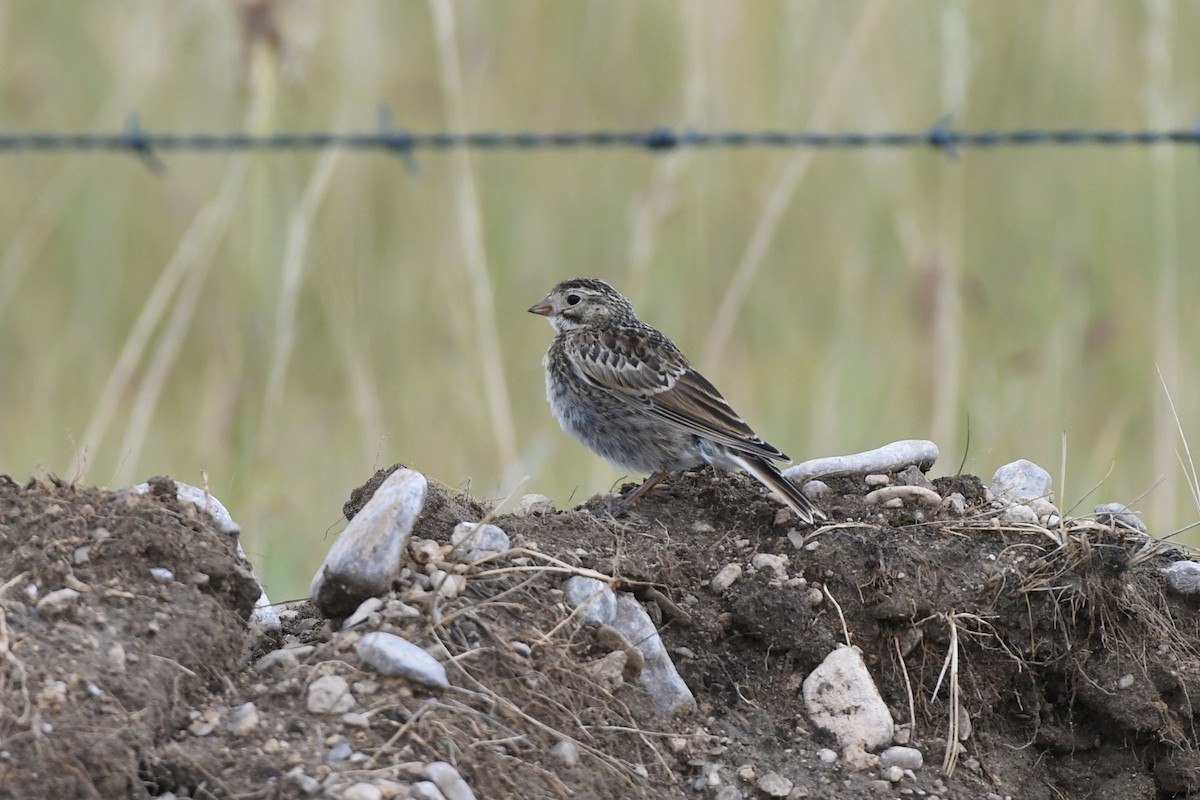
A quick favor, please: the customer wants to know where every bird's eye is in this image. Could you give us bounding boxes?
[566,294,581,306]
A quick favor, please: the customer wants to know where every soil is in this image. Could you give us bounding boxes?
[2,465,1200,799]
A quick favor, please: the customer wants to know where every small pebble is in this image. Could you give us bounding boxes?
[711,563,743,592]
[343,597,384,630]
[884,765,904,782]
[512,494,555,517]
[342,783,383,800]
[149,567,175,583]
[817,748,838,763]
[36,588,80,618]
[750,553,788,580]
[356,632,449,689]
[1162,561,1200,594]
[1117,673,1135,689]
[865,474,890,487]
[306,675,356,715]
[756,772,793,797]
[226,702,259,737]
[880,746,923,770]
[550,739,579,767]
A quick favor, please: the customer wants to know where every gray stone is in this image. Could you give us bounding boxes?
[1163,560,1200,594]
[880,745,923,770]
[410,783,448,800]
[563,577,695,715]
[750,553,788,580]
[864,486,941,507]
[989,459,1053,505]
[550,739,579,767]
[786,440,939,482]
[711,563,743,592]
[342,784,382,800]
[226,702,259,737]
[306,674,356,714]
[36,588,80,618]
[343,596,384,630]
[1094,502,1147,533]
[356,631,449,689]
[563,576,617,623]
[512,494,555,517]
[803,645,894,751]
[895,465,935,490]
[423,761,476,800]
[450,522,510,559]
[310,469,428,618]
[999,504,1038,525]
[149,567,174,583]
[756,772,793,797]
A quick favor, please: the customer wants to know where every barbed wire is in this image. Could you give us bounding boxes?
[2,113,1198,172]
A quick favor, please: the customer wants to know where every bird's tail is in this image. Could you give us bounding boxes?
[733,453,827,525]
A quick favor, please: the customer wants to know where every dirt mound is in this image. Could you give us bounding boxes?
[2,466,1199,799]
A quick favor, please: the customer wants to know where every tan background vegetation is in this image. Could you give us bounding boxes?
[1,1,1198,598]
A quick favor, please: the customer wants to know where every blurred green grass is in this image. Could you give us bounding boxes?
[1,1,1199,599]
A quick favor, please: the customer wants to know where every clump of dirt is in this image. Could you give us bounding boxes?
[2,465,1199,799]
[0,475,260,798]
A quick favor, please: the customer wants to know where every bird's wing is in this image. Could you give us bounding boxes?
[566,326,788,462]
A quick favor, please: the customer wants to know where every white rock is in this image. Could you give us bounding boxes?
[989,459,1052,505]
[149,567,174,583]
[864,486,942,507]
[842,744,879,771]
[355,631,449,689]
[817,748,838,764]
[512,494,555,517]
[756,772,793,797]
[550,739,579,767]
[786,440,939,482]
[343,596,384,629]
[286,767,321,796]
[563,576,618,623]
[751,553,789,580]
[410,782,448,800]
[880,745,923,770]
[37,588,80,618]
[999,504,1038,525]
[883,765,904,782]
[941,492,966,516]
[342,784,383,800]
[865,474,890,487]
[711,563,743,592]
[250,592,281,633]
[802,645,895,751]
[1117,673,1135,689]
[1028,498,1059,519]
[226,702,259,737]
[563,577,694,715]
[802,479,832,499]
[309,469,428,617]
[613,593,695,715]
[584,650,628,691]
[306,675,356,714]
[1094,503,1147,533]
[423,761,476,800]
[449,522,510,562]
[1163,561,1200,594]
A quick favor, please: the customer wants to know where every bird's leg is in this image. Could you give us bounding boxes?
[611,471,670,514]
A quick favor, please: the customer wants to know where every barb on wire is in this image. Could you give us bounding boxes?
[2,116,1200,166]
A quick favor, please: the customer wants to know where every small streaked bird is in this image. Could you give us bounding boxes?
[529,277,825,524]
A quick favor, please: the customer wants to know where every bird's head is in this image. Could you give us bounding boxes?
[528,277,636,332]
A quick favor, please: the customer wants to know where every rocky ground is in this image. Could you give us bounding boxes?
[2,449,1200,800]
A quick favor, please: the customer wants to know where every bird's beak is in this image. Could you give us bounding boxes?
[528,298,553,316]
